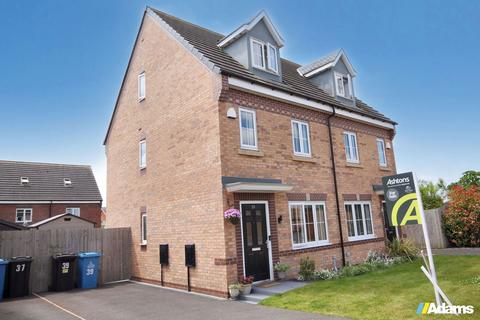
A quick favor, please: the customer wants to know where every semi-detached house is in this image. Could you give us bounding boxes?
[104,7,398,298]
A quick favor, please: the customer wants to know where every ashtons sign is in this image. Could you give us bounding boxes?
[417,302,474,315]
[382,172,421,226]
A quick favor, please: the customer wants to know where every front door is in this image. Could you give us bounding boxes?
[382,200,397,241]
[241,203,270,282]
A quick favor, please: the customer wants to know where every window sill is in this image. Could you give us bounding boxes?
[379,166,390,171]
[346,162,363,168]
[292,155,316,163]
[138,97,145,102]
[140,242,147,247]
[347,235,376,242]
[238,149,264,157]
[292,241,331,250]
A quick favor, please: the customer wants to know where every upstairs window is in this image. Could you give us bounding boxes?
[138,72,146,101]
[267,43,278,73]
[251,39,265,69]
[239,108,258,150]
[291,120,311,157]
[139,139,147,169]
[345,202,374,240]
[66,208,80,217]
[343,131,359,163]
[20,177,29,185]
[16,208,32,223]
[63,178,72,187]
[376,138,387,167]
[335,72,352,99]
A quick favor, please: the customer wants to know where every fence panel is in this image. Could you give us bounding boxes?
[0,227,131,293]
[403,207,449,248]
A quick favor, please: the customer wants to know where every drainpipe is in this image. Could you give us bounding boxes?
[327,108,346,267]
[49,201,53,218]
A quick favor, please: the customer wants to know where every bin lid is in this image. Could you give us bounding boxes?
[78,252,101,258]
[0,259,8,265]
[10,256,32,262]
[53,253,77,259]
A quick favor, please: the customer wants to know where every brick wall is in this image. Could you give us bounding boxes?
[105,14,229,297]
[219,82,396,281]
[0,203,101,226]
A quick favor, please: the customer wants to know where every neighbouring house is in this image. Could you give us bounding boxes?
[0,160,103,227]
[104,7,398,298]
[28,213,95,230]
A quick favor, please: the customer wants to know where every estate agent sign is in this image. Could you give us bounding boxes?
[382,172,421,226]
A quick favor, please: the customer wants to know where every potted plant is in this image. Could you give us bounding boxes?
[240,275,254,295]
[228,283,241,300]
[274,262,291,280]
[224,208,241,225]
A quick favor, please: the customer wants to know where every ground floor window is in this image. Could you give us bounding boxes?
[289,202,328,249]
[345,202,374,240]
[140,212,147,245]
[16,208,32,223]
[66,208,80,217]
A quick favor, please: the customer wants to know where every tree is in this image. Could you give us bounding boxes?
[419,179,446,210]
[443,185,480,247]
[449,170,480,189]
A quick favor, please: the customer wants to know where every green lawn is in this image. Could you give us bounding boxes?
[261,255,480,320]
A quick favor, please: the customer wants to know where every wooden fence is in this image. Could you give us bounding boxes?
[0,227,131,293]
[402,206,449,249]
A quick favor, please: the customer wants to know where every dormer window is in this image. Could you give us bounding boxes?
[267,44,278,72]
[64,178,72,187]
[250,38,279,74]
[20,177,29,185]
[251,39,265,69]
[334,72,352,99]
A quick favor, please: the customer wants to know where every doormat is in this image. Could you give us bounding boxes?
[256,281,280,288]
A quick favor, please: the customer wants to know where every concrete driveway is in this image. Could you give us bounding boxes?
[0,281,345,320]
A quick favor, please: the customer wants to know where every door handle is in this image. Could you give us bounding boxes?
[252,247,261,252]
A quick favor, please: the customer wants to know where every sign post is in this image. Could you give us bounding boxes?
[382,172,441,305]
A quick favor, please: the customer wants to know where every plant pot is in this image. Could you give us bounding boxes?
[227,217,240,225]
[229,288,240,300]
[240,283,252,295]
[277,271,287,280]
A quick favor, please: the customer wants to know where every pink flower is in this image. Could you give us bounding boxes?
[224,208,241,219]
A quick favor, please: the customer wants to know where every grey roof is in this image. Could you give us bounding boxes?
[0,219,27,230]
[297,49,341,75]
[221,176,282,185]
[0,160,102,202]
[149,8,395,125]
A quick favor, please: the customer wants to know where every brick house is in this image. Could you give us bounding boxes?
[0,160,103,226]
[104,8,398,298]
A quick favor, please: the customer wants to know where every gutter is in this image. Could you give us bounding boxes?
[327,108,346,267]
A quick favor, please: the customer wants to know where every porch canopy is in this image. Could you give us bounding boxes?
[222,176,292,193]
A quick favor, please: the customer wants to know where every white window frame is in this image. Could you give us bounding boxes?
[250,38,266,70]
[288,201,329,249]
[343,131,359,163]
[376,138,387,167]
[344,201,375,241]
[266,43,278,73]
[139,139,147,169]
[66,208,80,217]
[140,212,147,245]
[334,72,353,99]
[291,120,311,157]
[138,72,146,101]
[20,177,29,185]
[238,108,258,150]
[15,208,32,223]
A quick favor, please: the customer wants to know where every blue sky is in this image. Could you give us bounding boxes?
[1,1,479,200]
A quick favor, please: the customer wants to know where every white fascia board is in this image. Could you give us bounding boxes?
[218,11,284,48]
[227,76,395,130]
[302,62,334,78]
[0,201,102,204]
[225,182,293,193]
[334,50,357,77]
[146,8,220,74]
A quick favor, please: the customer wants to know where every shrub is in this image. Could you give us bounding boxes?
[387,239,419,261]
[443,185,480,247]
[273,262,290,272]
[419,179,446,210]
[314,269,339,280]
[298,257,315,281]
